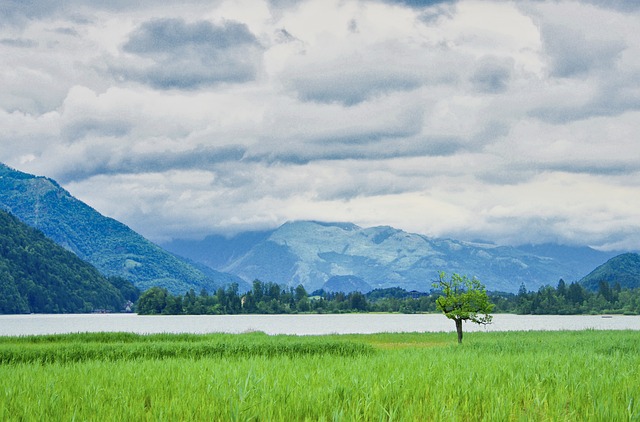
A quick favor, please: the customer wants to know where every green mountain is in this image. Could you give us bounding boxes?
[0,163,244,294]
[0,209,127,313]
[580,253,640,290]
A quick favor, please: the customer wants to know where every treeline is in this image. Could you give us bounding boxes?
[495,279,640,315]
[136,281,439,315]
[137,278,640,315]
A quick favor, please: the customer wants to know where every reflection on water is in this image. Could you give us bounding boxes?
[1,313,640,336]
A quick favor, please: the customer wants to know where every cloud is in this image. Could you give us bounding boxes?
[583,0,640,12]
[274,0,466,106]
[541,24,625,78]
[0,38,38,48]
[283,60,424,106]
[383,0,457,8]
[55,144,247,184]
[116,18,263,89]
[0,0,223,26]
[0,1,58,25]
[281,38,464,105]
[469,172,640,249]
[470,56,512,93]
[2,0,640,251]
[518,1,640,124]
[123,18,257,54]
[52,27,79,36]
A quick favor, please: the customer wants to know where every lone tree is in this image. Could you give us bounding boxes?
[433,272,494,343]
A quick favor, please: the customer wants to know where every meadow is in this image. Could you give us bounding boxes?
[1,330,639,421]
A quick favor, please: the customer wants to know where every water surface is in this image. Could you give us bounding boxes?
[1,313,639,336]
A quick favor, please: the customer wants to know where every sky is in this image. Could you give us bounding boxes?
[1,0,640,250]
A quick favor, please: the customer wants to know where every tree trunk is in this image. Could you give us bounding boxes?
[455,318,463,344]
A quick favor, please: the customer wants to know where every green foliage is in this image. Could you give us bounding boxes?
[136,279,440,315]
[0,209,127,313]
[107,276,140,303]
[0,163,238,294]
[1,331,639,420]
[136,287,169,315]
[580,253,640,290]
[499,279,640,315]
[433,272,494,324]
[433,272,494,343]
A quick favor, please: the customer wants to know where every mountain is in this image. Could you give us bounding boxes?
[323,275,372,293]
[516,243,619,275]
[0,163,245,294]
[0,209,126,313]
[162,220,619,293]
[162,230,273,270]
[580,253,640,290]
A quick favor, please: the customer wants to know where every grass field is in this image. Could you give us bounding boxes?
[1,330,639,421]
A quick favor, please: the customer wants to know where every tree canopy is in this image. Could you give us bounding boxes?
[433,272,494,343]
[0,209,132,313]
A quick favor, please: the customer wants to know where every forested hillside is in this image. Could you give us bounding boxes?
[0,209,129,313]
[580,253,640,290]
[0,163,244,294]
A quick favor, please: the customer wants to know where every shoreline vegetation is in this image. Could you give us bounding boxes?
[135,279,640,316]
[1,330,639,420]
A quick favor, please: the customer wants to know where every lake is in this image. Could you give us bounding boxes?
[1,313,640,336]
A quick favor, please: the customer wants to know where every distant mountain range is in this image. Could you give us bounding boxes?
[1,162,631,296]
[163,220,622,293]
[0,163,245,294]
[0,209,127,313]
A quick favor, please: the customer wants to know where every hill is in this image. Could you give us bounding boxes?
[580,253,640,290]
[0,209,127,313]
[163,220,618,293]
[323,275,372,293]
[0,163,245,294]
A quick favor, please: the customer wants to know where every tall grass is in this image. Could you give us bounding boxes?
[0,332,372,364]
[1,331,639,421]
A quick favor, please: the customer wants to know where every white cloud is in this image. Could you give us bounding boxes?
[1,0,640,251]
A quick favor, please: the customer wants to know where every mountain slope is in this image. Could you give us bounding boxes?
[0,209,125,313]
[580,253,640,290]
[516,243,618,276]
[0,163,244,294]
[164,220,618,293]
[162,230,273,270]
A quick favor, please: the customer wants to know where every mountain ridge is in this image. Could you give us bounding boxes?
[0,163,245,294]
[1,163,624,295]
[163,220,621,293]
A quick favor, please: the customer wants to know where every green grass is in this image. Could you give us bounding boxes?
[0,331,372,364]
[1,330,639,421]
